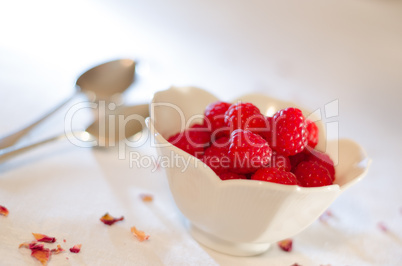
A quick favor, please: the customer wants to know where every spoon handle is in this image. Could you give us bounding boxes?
[0,103,150,163]
[0,134,67,163]
[0,93,77,149]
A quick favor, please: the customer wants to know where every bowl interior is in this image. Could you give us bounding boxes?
[151,86,326,150]
[150,86,370,192]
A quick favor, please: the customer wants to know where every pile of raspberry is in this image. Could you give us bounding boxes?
[167,101,335,187]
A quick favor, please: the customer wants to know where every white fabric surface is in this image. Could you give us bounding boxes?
[0,138,218,266]
[1,0,402,265]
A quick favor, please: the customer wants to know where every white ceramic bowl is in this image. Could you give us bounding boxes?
[147,86,370,256]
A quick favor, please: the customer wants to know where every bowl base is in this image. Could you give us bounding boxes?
[189,224,271,256]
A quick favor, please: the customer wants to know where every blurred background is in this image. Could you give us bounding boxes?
[0,0,401,263]
[1,0,401,137]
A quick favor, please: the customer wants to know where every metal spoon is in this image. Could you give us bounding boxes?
[0,59,136,149]
[0,104,149,163]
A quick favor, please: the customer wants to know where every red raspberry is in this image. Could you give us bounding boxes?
[251,167,297,185]
[268,151,291,171]
[219,172,247,180]
[167,123,211,159]
[228,129,272,174]
[308,150,335,182]
[289,152,309,172]
[306,120,319,149]
[262,151,291,171]
[294,161,333,187]
[224,102,267,136]
[261,116,274,144]
[204,101,232,139]
[271,108,308,156]
[202,137,230,174]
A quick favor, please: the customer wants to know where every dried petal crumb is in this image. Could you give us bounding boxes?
[0,205,9,216]
[19,241,34,249]
[290,264,302,266]
[31,248,51,266]
[69,244,82,253]
[319,210,334,223]
[140,194,154,202]
[30,242,45,250]
[100,213,124,226]
[278,239,293,252]
[51,245,65,254]
[19,241,50,266]
[19,241,44,251]
[131,226,150,242]
[377,222,388,232]
[32,233,56,243]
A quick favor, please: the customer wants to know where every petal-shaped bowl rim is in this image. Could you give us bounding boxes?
[148,86,371,194]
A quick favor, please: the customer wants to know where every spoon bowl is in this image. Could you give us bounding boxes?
[76,59,136,101]
[83,103,149,147]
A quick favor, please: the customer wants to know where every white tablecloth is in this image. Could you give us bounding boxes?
[1,0,401,265]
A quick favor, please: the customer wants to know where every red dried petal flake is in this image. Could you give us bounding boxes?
[32,233,56,243]
[30,242,45,250]
[377,222,388,232]
[69,244,82,253]
[100,213,124,226]
[140,194,154,202]
[319,210,334,223]
[19,241,44,251]
[63,239,66,243]
[19,240,54,265]
[0,205,9,216]
[51,245,65,254]
[290,264,302,266]
[31,248,51,266]
[19,242,30,249]
[131,226,150,242]
[278,239,293,252]
[19,241,33,249]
